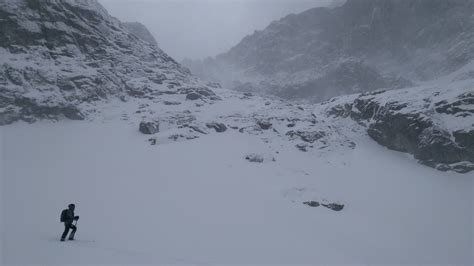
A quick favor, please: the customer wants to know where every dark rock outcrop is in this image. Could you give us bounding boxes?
[139,121,159,135]
[184,0,474,102]
[256,120,272,130]
[303,201,344,211]
[186,93,202,100]
[0,0,214,125]
[286,130,326,143]
[303,201,320,207]
[206,122,227,133]
[326,87,474,173]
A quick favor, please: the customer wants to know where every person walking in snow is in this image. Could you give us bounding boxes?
[60,203,79,241]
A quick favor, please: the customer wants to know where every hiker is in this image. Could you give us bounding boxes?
[60,203,80,241]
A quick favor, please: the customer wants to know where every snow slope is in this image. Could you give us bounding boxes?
[2,87,473,265]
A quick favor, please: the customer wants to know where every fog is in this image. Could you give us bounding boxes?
[99,0,332,60]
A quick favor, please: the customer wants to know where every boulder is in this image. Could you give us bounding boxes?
[286,130,325,143]
[303,201,320,207]
[139,121,159,135]
[206,122,227,133]
[256,120,272,130]
[321,203,344,211]
[245,153,264,163]
[186,92,202,100]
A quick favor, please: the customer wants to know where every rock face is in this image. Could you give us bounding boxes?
[184,0,474,102]
[122,22,158,47]
[325,86,474,173]
[0,0,213,125]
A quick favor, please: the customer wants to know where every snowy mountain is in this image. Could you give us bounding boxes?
[184,0,474,102]
[0,0,472,172]
[1,1,473,264]
[0,0,217,125]
[3,80,473,264]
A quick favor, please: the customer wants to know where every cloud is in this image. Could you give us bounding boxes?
[100,0,331,60]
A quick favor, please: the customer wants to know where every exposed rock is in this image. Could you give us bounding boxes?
[184,0,473,101]
[286,130,326,143]
[245,153,264,163]
[163,101,181,106]
[0,97,85,125]
[169,134,199,141]
[186,92,202,100]
[296,143,309,152]
[139,121,159,135]
[303,201,344,211]
[321,203,344,211]
[188,125,208,135]
[0,0,214,125]
[256,120,272,130]
[206,122,227,133]
[148,138,157,145]
[329,86,474,173]
[303,201,320,207]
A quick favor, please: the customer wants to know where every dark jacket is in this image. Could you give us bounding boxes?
[62,209,75,224]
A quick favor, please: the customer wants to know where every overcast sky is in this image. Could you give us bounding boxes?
[100,0,333,61]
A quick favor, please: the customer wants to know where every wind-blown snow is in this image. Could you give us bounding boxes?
[2,113,473,264]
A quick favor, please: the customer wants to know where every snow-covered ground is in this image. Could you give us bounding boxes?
[2,95,473,264]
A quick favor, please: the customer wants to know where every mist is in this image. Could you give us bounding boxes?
[99,0,332,60]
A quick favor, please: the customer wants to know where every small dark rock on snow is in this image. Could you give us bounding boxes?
[163,101,181,105]
[296,143,309,152]
[303,201,320,207]
[186,92,202,100]
[245,153,264,163]
[257,120,272,130]
[322,203,344,211]
[139,121,159,135]
[206,122,227,133]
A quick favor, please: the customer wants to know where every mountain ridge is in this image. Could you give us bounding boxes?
[0,0,216,125]
[184,0,474,102]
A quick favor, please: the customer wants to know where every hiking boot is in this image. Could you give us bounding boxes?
[60,238,65,242]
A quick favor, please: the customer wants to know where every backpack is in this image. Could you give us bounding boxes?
[60,209,68,222]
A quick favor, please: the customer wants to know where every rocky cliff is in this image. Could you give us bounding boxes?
[184,0,474,102]
[0,0,216,125]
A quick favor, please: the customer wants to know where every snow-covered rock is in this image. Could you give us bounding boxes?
[323,84,474,173]
[122,22,158,47]
[0,0,215,125]
[184,0,474,102]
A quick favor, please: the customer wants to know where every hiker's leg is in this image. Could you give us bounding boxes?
[61,224,70,240]
[68,225,77,240]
